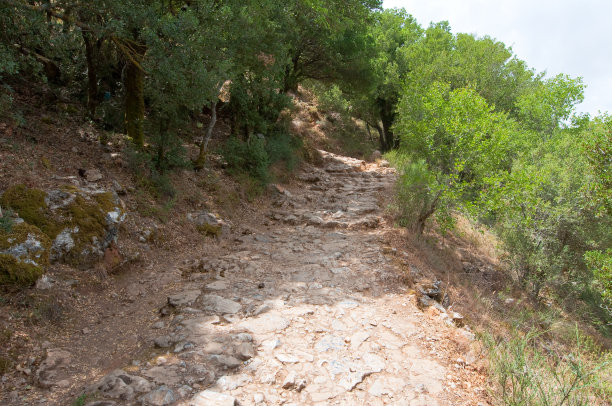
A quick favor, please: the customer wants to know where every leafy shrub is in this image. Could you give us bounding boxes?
[585,249,612,319]
[314,83,350,114]
[221,136,270,184]
[266,129,302,172]
[387,152,454,234]
[125,146,178,199]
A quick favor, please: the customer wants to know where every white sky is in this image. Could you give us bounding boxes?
[382,0,611,116]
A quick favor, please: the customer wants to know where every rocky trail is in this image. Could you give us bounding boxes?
[22,151,487,406]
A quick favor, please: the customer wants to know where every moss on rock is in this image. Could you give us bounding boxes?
[0,222,51,287]
[197,223,222,238]
[0,184,62,237]
[0,254,45,286]
[61,195,109,266]
[2,185,125,268]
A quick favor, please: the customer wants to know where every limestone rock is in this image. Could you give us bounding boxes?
[35,349,71,388]
[142,367,181,386]
[84,169,103,182]
[208,354,242,369]
[188,390,236,406]
[140,386,176,406]
[282,371,306,392]
[235,342,256,361]
[236,311,290,334]
[188,211,230,238]
[168,290,201,307]
[215,374,252,391]
[315,334,345,352]
[154,335,174,349]
[190,390,236,406]
[88,369,153,401]
[200,295,241,314]
[451,312,464,327]
[35,275,55,289]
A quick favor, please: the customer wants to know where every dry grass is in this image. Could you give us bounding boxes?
[383,209,612,404]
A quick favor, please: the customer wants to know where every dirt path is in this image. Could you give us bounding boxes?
[21,151,487,406]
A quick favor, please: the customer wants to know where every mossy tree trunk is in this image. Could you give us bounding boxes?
[283,51,301,94]
[124,44,147,148]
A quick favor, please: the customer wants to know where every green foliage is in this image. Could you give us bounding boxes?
[126,146,178,199]
[582,114,612,215]
[485,130,611,305]
[483,328,611,405]
[0,254,45,287]
[392,82,516,232]
[314,83,351,115]
[516,74,585,135]
[266,130,302,173]
[386,152,451,233]
[585,249,612,318]
[72,394,88,406]
[221,137,270,184]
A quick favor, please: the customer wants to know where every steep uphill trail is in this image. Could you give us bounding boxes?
[21,151,490,406]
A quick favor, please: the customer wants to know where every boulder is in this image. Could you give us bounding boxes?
[370,150,382,162]
[0,184,126,269]
[84,169,103,182]
[88,369,153,401]
[187,211,230,238]
[35,349,72,388]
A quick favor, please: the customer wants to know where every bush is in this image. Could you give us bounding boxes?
[585,249,612,319]
[387,152,453,234]
[266,129,302,172]
[221,136,270,183]
[125,146,179,199]
[314,83,351,114]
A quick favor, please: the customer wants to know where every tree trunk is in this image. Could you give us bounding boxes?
[82,31,99,117]
[377,98,397,152]
[122,38,147,147]
[194,100,218,170]
[125,53,146,147]
[365,122,376,146]
[372,121,385,151]
[414,189,443,235]
[380,110,395,151]
[283,51,301,93]
[156,119,170,172]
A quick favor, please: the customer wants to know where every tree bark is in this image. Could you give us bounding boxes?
[82,31,99,117]
[124,44,146,147]
[376,97,397,152]
[194,100,218,170]
[283,51,301,93]
[415,189,443,235]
